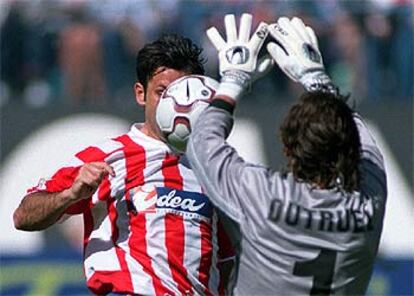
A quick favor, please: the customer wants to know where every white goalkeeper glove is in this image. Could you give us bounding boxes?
[267,17,338,94]
[207,13,273,101]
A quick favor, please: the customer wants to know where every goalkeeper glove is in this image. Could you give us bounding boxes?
[267,17,338,94]
[207,13,273,101]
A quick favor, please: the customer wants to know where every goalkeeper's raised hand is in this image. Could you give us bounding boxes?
[207,13,273,101]
[267,17,338,94]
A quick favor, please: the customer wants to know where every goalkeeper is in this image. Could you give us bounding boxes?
[187,14,387,295]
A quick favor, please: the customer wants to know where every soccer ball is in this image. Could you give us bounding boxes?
[156,75,219,153]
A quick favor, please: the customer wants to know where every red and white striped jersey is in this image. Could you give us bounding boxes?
[28,123,235,295]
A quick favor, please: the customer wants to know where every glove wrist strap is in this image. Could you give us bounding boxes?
[300,71,339,95]
[216,70,251,101]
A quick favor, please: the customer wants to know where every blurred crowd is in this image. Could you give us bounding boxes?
[1,0,413,108]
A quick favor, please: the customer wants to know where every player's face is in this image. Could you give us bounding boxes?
[135,67,188,140]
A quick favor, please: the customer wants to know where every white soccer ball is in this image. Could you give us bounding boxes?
[156,75,219,153]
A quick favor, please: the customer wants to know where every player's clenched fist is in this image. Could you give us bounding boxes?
[69,162,115,201]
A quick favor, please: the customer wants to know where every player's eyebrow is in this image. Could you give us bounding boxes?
[155,83,168,89]
[157,77,178,88]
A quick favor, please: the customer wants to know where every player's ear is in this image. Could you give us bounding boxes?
[134,82,146,106]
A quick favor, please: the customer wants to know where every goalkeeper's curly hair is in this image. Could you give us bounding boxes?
[136,34,205,89]
[280,91,361,193]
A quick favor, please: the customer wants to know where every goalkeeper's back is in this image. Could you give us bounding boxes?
[187,98,387,295]
[233,143,386,295]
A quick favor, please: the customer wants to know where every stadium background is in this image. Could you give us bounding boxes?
[0,0,412,295]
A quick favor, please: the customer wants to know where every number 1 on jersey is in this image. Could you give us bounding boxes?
[293,248,337,295]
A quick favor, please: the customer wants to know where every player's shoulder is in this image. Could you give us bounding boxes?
[74,134,128,164]
[75,124,170,164]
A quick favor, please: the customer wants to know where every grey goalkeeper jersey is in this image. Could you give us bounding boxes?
[187,106,387,296]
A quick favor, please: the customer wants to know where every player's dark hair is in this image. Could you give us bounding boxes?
[136,34,205,89]
[280,91,361,193]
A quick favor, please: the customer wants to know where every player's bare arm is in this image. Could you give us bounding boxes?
[13,162,114,231]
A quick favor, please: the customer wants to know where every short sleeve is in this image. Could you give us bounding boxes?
[25,146,109,215]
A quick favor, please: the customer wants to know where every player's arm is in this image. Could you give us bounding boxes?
[14,190,78,231]
[187,14,273,223]
[352,114,386,195]
[13,162,114,231]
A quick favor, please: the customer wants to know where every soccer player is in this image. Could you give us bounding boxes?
[13,34,235,295]
[187,14,387,295]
